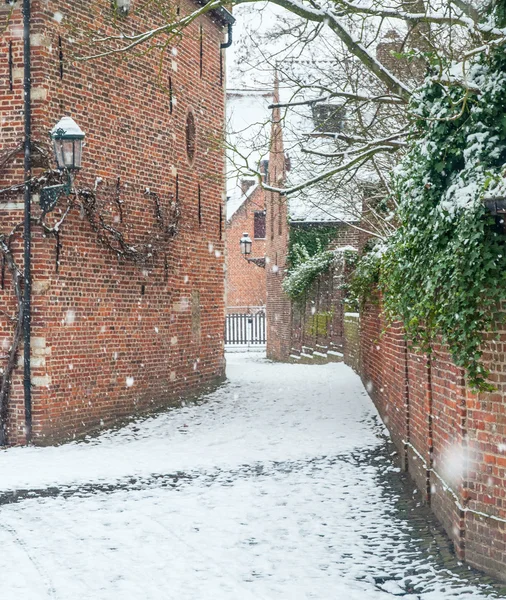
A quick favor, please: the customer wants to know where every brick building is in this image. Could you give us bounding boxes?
[0,0,233,444]
[224,89,272,315]
[225,180,266,311]
[264,75,360,362]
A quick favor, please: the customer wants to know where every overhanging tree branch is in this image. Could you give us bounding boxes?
[264,144,397,195]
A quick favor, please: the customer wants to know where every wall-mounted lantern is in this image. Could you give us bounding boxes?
[240,232,252,255]
[240,232,265,268]
[40,116,85,213]
[114,0,132,15]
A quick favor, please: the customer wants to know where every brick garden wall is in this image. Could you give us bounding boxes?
[288,224,359,362]
[0,0,228,444]
[343,313,360,372]
[225,186,266,311]
[354,301,506,582]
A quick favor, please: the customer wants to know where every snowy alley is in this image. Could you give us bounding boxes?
[0,353,505,600]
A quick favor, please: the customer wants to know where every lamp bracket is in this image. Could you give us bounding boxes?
[244,256,266,269]
[40,171,72,213]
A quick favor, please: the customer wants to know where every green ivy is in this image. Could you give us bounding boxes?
[287,226,339,269]
[282,242,335,301]
[379,47,506,390]
[348,244,382,309]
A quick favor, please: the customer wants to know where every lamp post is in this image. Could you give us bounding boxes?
[240,232,265,268]
[40,116,85,213]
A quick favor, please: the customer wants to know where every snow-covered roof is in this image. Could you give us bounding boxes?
[278,89,366,224]
[226,182,260,221]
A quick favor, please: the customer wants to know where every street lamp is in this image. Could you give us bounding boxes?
[240,232,252,256]
[239,232,265,268]
[40,116,85,213]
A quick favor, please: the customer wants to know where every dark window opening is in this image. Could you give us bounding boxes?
[254,210,266,239]
[199,25,203,78]
[312,104,344,133]
[278,208,282,235]
[175,174,179,201]
[219,49,223,87]
[270,203,274,240]
[8,41,13,91]
[55,232,62,274]
[185,111,196,163]
[219,205,223,239]
[260,159,269,181]
[58,36,64,80]
[198,184,202,225]
[168,76,173,114]
[141,284,146,296]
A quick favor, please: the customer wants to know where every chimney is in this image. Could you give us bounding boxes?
[260,160,269,181]
[241,179,255,195]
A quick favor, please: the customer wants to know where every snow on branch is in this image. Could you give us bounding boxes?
[269,91,406,109]
[264,144,396,196]
[333,0,506,37]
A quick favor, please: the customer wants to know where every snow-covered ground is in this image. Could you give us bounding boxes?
[0,354,503,599]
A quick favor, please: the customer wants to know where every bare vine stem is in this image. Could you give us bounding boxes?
[0,151,180,442]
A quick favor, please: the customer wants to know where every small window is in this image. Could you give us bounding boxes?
[254,210,266,239]
[186,111,196,163]
[312,104,344,133]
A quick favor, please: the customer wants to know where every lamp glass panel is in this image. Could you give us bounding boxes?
[73,140,83,169]
[240,236,252,255]
[62,139,75,169]
[53,138,65,169]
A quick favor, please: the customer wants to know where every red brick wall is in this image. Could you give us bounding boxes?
[343,313,360,372]
[225,186,266,310]
[288,225,360,361]
[290,266,345,359]
[265,77,291,361]
[0,0,228,444]
[356,301,506,581]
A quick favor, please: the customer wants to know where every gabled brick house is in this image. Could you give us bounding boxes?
[225,179,266,312]
[0,0,233,444]
[224,89,272,316]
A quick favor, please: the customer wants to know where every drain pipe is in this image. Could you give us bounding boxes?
[22,0,32,443]
[220,22,233,49]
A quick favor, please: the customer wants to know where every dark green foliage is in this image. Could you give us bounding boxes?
[380,47,506,390]
[348,245,382,309]
[287,226,339,269]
